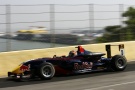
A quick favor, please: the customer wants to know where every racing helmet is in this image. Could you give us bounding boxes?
[68,50,76,57]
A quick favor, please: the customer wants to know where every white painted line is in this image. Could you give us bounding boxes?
[84,80,135,90]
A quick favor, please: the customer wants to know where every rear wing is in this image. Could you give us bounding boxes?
[105,44,124,58]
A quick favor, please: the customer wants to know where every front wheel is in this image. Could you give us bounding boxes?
[110,55,127,71]
[38,63,55,80]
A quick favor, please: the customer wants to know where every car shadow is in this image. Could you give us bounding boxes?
[0,61,135,88]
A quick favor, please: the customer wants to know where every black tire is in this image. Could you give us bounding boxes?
[110,55,127,71]
[38,63,55,80]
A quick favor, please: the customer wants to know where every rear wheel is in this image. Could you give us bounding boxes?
[38,63,55,80]
[110,55,127,71]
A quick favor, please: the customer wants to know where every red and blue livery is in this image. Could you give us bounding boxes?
[8,44,127,81]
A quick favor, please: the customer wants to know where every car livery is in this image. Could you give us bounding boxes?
[8,44,127,81]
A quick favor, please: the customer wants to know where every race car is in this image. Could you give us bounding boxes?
[8,44,127,81]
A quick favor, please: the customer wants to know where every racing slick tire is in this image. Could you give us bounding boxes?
[110,55,127,71]
[38,63,55,80]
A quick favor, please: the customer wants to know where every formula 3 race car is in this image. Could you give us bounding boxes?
[8,44,127,81]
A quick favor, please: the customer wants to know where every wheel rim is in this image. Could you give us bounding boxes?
[117,58,125,69]
[42,65,52,78]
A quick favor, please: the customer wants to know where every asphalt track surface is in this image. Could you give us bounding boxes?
[1,61,135,90]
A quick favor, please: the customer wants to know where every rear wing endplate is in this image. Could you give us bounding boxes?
[105,44,124,58]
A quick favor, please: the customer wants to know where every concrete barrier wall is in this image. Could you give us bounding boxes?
[0,41,135,77]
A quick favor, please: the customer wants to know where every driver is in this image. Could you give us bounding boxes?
[68,50,77,57]
[68,46,86,57]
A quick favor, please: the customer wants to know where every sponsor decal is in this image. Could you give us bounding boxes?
[20,64,30,71]
[74,62,93,70]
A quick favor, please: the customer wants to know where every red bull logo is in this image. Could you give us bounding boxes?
[20,64,30,72]
[74,62,93,70]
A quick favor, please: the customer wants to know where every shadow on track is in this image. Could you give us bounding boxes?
[0,61,135,88]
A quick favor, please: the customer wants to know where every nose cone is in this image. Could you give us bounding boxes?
[11,64,31,74]
[11,65,24,74]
